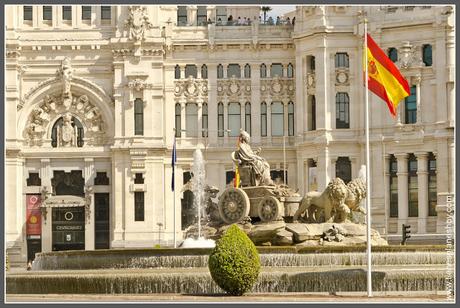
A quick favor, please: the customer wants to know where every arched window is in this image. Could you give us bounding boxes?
[428,152,437,216]
[388,48,398,63]
[244,64,251,78]
[288,101,294,136]
[335,53,349,68]
[227,64,241,78]
[389,155,398,217]
[51,115,84,147]
[261,102,267,137]
[287,63,294,78]
[245,102,251,134]
[177,6,187,26]
[185,64,197,78]
[175,103,181,137]
[134,98,144,135]
[228,102,241,137]
[185,103,198,137]
[201,64,208,79]
[422,44,432,66]
[408,154,418,217]
[218,102,224,137]
[202,103,208,137]
[405,86,417,124]
[217,64,224,79]
[336,92,350,129]
[271,102,284,136]
[260,63,267,78]
[270,63,283,78]
[175,65,181,79]
[336,157,351,184]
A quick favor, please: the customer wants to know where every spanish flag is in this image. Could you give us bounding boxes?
[365,34,410,117]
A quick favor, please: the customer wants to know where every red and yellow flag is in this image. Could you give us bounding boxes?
[365,34,410,117]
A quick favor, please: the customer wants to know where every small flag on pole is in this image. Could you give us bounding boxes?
[365,33,410,117]
[171,137,177,191]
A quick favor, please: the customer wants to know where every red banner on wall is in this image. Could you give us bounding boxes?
[26,195,42,235]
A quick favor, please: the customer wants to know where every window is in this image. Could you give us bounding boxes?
[175,103,181,137]
[309,56,316,71]
[260,63,267,78]
[389,155,398,217]
[51,116,84,147]
[94,172,109,185]
[218,103,224,137]
[261,102,267,137]
[62,6,72,21]
[388,48,398,63]
[82,6,92,20]
[288,102,294,136]
[43,6,52,21]
[428,153,437,216]
[174,65,181,79]
[27,173,41,186]
[287,63,294,78]
[177,6,187,26]
[134,98,144,135]
[335,52,349,68]
[336,157,351,184]
[197,6,207,25]
[270,63,283,77]
[216,6,227,23]
[270,170,286,185]
[408,154,418,217]
[134,192,144,221]
[134,173,144,184]
[309,95,316,131]
[185,64,197,78]
[336,92,350,129]
[228,103,241,137]
[244,64,251,78]
[217,64,224,79]
[101,6,111,20]
[245,102,251,135]
[227,64,241,78]
[404,86,416,124]
[23,6,33,21]
[422,44,432,67]
[201,65,208,79]
[226,171,235,185]
[185,103,198,137]
[271,102,284,136]
[202,103,208,137]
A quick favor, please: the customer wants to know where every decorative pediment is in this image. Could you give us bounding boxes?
[124,6,154,42]
[396,41,425,69]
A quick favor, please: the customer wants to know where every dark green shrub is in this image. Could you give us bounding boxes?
[208,224,260,296]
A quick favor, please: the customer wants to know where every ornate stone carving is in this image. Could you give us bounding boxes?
[56,57,73,101]
[260,77,295,101]
[112,49,133,58]
[56,112,78,147]
[128,78,153,91]
[174,76,208,100]
[216,78,251,100]
[141,48,164,56]
[397,41,425,69]
[6,49,21,58]
[84,185,93,224]
[124,6,154,42]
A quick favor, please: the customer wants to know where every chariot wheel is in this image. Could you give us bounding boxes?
[218,188,250,224]
[258,196,283,222]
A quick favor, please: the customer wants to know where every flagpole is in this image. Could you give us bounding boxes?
[364,17,373,298]
[172,132,177,248]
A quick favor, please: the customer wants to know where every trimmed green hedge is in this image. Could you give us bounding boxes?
[208,224,261,296]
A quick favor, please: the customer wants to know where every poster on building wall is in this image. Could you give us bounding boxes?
[308,167,318,192]
[26,194,41,235]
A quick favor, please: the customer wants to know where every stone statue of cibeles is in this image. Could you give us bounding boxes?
[57,113,77,147]
[232,129,274,186]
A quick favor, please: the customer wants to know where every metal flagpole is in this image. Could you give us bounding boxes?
[364,17,373,297]
[173,134,177,248]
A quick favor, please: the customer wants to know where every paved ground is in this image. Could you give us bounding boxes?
[6,292,453,303]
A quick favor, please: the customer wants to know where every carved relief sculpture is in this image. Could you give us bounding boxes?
[57,57,73,101]
[125,6,154,42]
[57,113,77,147]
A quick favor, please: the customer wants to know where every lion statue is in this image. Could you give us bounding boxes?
[293,176,367,223]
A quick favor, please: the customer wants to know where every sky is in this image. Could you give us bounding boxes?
[265,5,296,19]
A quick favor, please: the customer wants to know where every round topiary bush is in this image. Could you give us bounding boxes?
[208,224,261,296]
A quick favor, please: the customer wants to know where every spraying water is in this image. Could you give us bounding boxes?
[191,149,206,239]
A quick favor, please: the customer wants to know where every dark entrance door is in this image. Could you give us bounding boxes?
[52,207,85,251]
[95,193,110,249]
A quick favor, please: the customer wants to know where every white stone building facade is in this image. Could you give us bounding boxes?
[5,5,455,266]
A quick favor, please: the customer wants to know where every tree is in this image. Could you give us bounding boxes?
[261,6,272,24]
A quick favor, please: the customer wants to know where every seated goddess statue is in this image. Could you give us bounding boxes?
[232,129,274,186]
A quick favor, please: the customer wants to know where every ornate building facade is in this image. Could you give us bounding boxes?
[5,5,455,266]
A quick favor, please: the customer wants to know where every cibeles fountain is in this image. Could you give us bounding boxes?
[14,130,446,296]
[184,129,387,247]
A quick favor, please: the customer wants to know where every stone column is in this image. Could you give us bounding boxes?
[384,154,391,234]
[112,151,125,247]
[32,5,39,28]
[207,64,218,145]
[415,152,428,233]
[395,153,408,231]
[295,54,305,135]
[84,158,95,250]
[251,63,261,143]
[187,5,197,26]
[446,28,455,125]
[206,5,216,21]
[315,37,330,130]
[40,159,52,252]
[95,4,101,27]
[72,5,79,28]
[52,5,58,28]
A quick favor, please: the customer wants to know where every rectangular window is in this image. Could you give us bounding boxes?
[271,102,284,136]
[101,6,111,20]
[405,86,417,124]
[202,103,208,137]
[43,6,52,21]
[177,6,187,26]
[336,92,350,129]
[134,192,144,221]
[309,96,316,131]
[288,102,294,136]
[422,44,432,67]
[94,172,109,185]
[197,6,207,26]
[134,99,144,135]
[388,48,398,63]
[389,157,398,217]
[27,173,42,186]
[216,6,227,23]
[186,103,198,137]
[335,53,349,68]
[261,103,267,137]
[185,65,197,78]
[82,6,92,20]
[428,155,437,216]
[228,103,241,137]
[24,6,33,21]
[270,63,283,78]
[175,104,181,137]
[62,6,72,21]
[218,103,224,137]
[227,64,241,78]
[245,103,251,135]
[134,173,144,184]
